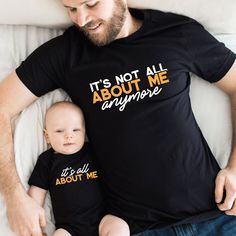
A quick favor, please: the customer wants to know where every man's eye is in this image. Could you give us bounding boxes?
[69,8,77,13]
[86,2,98,8]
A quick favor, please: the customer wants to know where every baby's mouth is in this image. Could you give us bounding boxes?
[63,143,75,146]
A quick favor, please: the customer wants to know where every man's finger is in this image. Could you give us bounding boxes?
[217,190,235,211]
[31,223,43,236]
[39,211,46,228]
[225,199,236,215]
[215,174,225,203]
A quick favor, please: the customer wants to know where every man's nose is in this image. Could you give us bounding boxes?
[75,10,91,27]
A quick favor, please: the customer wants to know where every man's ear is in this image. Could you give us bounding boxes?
[43,128,50,144]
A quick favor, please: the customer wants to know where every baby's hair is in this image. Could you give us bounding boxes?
[44,101,85,129]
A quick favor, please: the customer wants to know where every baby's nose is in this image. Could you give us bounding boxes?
[65,132,73,139]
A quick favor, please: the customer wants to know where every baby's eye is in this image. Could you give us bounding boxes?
[55,130,63,133]
[73,129,81,132]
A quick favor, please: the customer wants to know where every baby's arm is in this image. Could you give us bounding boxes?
[28,185,47,206]
[28,186,47,236]
[99,214,130,236]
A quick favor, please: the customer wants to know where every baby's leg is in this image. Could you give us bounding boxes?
[99,214,130,236]
[53,228,72,236]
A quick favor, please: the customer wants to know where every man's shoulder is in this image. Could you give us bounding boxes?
[36,25,82,51]
[143,8,199,29]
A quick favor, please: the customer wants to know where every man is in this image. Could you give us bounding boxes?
[1,0,236,235]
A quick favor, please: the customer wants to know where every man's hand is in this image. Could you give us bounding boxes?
[5,187,46,236]
[215,167,236,215]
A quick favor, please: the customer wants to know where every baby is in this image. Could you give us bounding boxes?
[28,101,130,236]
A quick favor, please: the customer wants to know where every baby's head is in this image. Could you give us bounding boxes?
[44,101,85,155]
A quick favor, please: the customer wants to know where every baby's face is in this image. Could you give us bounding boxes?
[45,105,85,155]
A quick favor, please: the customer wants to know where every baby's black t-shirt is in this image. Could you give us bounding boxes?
[29,143,104,236]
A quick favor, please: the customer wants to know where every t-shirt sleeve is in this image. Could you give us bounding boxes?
[28,153,51,190]
[15,33,68,97]
[182,20,236,83]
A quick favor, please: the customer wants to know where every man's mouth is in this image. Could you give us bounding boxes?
[86,23,102,31]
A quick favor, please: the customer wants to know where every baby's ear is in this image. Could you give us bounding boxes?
[43,129,50,144]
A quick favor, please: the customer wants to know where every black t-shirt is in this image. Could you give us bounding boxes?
[28,143,104,236]
[18,9,235,234]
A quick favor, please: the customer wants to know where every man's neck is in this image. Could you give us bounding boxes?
[116,11,143,40]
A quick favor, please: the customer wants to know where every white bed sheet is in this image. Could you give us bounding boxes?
[0,25,64,236]
[0,24,236,235]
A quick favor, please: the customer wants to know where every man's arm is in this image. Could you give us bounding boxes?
[28,186,47,223]
[0,71,46,236]
[214,60,236,215]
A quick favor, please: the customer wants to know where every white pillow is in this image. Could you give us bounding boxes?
[129,0,236,33]
[0,0,71,28]
[0,0,236,33]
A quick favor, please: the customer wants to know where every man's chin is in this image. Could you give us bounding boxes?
[75,21,123,46]
[86,34,112,47]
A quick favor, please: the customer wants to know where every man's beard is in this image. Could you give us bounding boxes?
[76,0,127,46]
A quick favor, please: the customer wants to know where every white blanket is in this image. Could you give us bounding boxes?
[0,24,236,236]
